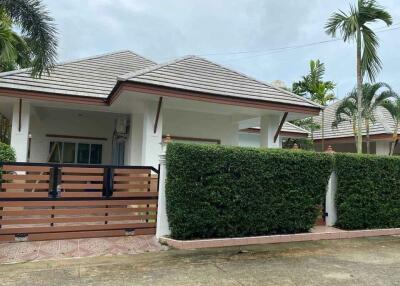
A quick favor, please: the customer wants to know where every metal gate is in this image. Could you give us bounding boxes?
[0,162,159,242]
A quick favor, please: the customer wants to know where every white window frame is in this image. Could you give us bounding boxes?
[49,141,103,164]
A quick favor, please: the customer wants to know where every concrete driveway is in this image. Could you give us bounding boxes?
[1,236,399,286]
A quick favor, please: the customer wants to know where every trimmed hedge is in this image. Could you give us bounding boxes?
[166,143,333,240]
[335,153,400,230]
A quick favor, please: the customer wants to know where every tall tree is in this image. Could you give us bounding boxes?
[0,0,57,77]
[381,93,400,155]
[292,60,335,150]
[325,0,392,154]
[333,82,393,153]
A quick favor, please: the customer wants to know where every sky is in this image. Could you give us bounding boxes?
[43,0,400,100]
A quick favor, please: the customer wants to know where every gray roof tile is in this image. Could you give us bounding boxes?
[313,100,395,139]
[121,56,321,109]
[0,50,156,98]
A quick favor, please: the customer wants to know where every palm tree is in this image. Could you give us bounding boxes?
[292,60,335,150]
[333,82,393,153]
[360,82,393,153]
[325,0,392,154]
[332,96,358,147]
[381,93,400,155]
[0,0,57,77]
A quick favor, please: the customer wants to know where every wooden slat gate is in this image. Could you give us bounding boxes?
[0,162,159,242]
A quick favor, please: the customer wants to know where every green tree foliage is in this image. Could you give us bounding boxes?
[0,0,57,77]
[325,0,392,153]
[333,82,393,153]
[381,92,400,155]
[292,59,336,149]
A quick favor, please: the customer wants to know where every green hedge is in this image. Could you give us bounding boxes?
[335,153,400,230]
[166,143,333,240]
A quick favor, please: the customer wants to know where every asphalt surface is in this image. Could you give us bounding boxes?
[1,236,399,285]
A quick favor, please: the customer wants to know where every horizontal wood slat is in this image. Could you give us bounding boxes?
[0,222,156,234]
[61,175,103,181]
[1,183,49,189]
[0,207,158,217]
[0,199,158,207]
[61,167,104,174]
[114,169,151,175]
[0,192,48,199]
[113,184,150,190]
[60,183,103,189]
[2,174,49,181]
[113,176,154,182]
[1,214,157,225]
[2,165,50,172]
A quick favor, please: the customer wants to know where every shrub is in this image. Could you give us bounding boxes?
[166,143,333,240]
[0,142,15,162]
[0,143,15,183]
[335,153,400,230]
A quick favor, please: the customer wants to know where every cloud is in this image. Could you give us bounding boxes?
[44,0,400,98]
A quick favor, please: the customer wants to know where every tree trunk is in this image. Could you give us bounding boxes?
[353,122,358,150]
[321,110,325,152]
[366,119,370,154]
[390,122,399,155]
[356,28,363,154]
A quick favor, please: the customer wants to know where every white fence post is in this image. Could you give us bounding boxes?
[325,145,337,226]
[156,139,171,239]
[325,171,337,226]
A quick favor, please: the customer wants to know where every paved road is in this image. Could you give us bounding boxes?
[1,236,399,285]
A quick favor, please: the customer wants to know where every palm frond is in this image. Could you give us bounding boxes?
[0,0,58,77]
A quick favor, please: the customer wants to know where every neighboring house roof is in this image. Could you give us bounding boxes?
[0,50,156,98]
[313,100,395,140]
[241,122,309,137]
[119,55,320,109]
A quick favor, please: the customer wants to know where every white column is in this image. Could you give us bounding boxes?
[126,113,144,165]
[10,100,30,162]
[222,120,239,146]
[156,152,170,238]
[376,141,390,155]
[142,101,163,167]
[260,114,281,148]
[325,171,337,226]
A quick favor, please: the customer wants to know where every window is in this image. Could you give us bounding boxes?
[49,141,102,164]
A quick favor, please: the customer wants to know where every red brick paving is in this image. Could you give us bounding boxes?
[0,235,162,264]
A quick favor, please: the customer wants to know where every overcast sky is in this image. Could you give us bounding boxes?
[43,0,400,99]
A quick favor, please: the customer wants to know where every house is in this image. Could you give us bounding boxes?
[313,100,397,155]
[0,50,321,167]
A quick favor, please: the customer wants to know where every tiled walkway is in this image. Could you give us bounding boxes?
[0,235,163,264]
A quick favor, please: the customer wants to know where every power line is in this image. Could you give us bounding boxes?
[215,25,400,63]
[194,22,400,61]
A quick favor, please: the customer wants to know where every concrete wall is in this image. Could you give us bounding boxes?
[239,133,260,147]
[29,108,118,164]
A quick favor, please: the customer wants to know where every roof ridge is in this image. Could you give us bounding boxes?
[188,55,322,109]
[118,55,193,81]
[0,50,156,78]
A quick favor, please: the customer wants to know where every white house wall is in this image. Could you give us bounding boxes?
[29,108,117,164]
[163,109,240,145]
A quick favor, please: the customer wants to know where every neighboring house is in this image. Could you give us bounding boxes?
[239,122,309,148]
[0,50,321,167]
[313,100,397,155]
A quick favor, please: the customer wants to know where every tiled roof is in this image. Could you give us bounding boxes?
[120,56,321,109]
[241,122,309,135]
[0,50,156,98]
[313,100,395,140]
